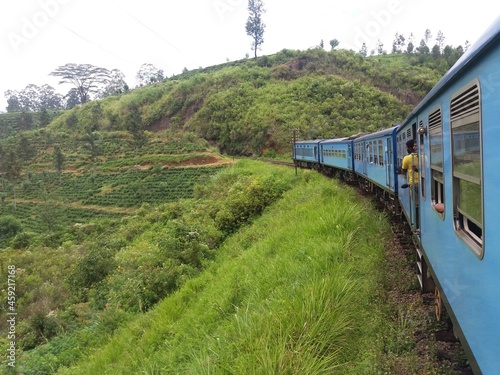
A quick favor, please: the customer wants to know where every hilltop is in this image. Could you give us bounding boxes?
[1,47,453,157]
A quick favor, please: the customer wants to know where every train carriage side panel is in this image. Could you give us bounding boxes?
[405,17,500,375]
[292,140,322,168]
[319,138,353,171]
[353,126,398,195]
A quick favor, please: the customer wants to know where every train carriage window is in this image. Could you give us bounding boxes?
[429,109,443,214]
[419,120,426,200]
[451,81,483,256]
[378,140,384,166]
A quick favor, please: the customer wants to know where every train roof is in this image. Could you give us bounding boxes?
[354,126,398,141]
[319,137,348,144]
[294,139,324,145]
[402,16,500,123]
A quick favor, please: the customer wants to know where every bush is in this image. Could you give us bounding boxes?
[214,175,289,234]
[0,215,22,240]
[67,246,117,301]
[12,231,33,249]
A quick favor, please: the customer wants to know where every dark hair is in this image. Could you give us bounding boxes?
[406,139,415,148]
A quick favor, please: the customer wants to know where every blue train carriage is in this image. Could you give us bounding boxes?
[292,140,322,169]
[353,126,399,212]
[400,16,500,375]
[318,137,356,181]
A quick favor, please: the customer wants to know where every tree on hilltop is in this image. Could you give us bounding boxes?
[135,63,164,87]
[50,63,111,105]
[4,84,63,112]
[329,39,339,50]
[246,0,266,59]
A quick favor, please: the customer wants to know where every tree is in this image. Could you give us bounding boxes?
[17,135,36,162]
[18,111,34,131]
[435,30,445,52]
[39,107,52,127]
[65,88,81,109]
[135,64,164,87]
[245,0,266,59]
[431,44,441,58]
[101,69,129,97]
[5,92,22,112]
[4,84,63,112]
[376,39,384,55]
[65,111,79,128]
[406,33,415,54]
[53,146,65,183]
[359,43,367,57]
[50,63,111,105]
[125,102,147,149]
[82,128,101,163]
[424,29,432,44]
[392,32,405,53]
[329,39,339,50]
[416,39,430,55]
[1,150,21,209]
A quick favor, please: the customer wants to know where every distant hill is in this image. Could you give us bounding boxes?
[0,46,454,157]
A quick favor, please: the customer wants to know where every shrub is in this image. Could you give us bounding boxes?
[12,231,33,249]
[214,175,289,234]
[67,246,117,301]
[0,215,22,241]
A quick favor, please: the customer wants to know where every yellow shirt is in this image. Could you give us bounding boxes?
[402,153,418,185]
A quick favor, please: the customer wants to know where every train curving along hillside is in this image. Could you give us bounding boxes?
[293,15,500,375]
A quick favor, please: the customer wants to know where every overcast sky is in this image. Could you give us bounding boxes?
[0,0,498,112]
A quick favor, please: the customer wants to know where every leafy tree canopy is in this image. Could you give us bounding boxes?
[135,63,165,87]
[4,84,63,112]
[50,63,112,105]
[246,0,266,59]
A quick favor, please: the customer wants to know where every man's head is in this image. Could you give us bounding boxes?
[406,139,416,153]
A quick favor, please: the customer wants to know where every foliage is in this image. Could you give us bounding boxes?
[49,63,114,105]
[246,0,266,59]
[0,215,22,244]
[2,46,455,156]
[135,63,165,87]
[4,84,64,112]
[0,45,468,373]
[51,166,397,374]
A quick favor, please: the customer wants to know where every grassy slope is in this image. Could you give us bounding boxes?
[57,164,392,374]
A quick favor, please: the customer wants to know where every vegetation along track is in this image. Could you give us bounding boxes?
[366,188,473,374]
[282,158,473,374]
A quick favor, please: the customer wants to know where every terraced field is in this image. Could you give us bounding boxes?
[0,131,232,237]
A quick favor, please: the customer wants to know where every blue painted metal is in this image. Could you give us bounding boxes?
[354,126,398,193]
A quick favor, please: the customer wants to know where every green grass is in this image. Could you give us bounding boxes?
[55,167,391,374]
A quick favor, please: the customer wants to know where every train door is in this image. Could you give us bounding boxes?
[386,137,393,188]
[409,123,419,231]
[362,141,368,175]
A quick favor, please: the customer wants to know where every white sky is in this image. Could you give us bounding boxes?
[0,0,498,112]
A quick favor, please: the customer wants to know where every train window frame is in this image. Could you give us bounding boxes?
[429,107,444,218]
[378,140,384,167]
[450,79,483,258]
[419,120,426,201]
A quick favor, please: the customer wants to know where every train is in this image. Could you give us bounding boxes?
[292,16,500,375]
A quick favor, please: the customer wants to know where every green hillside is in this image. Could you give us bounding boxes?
[4,48,447,156]
[0,47,465,374]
